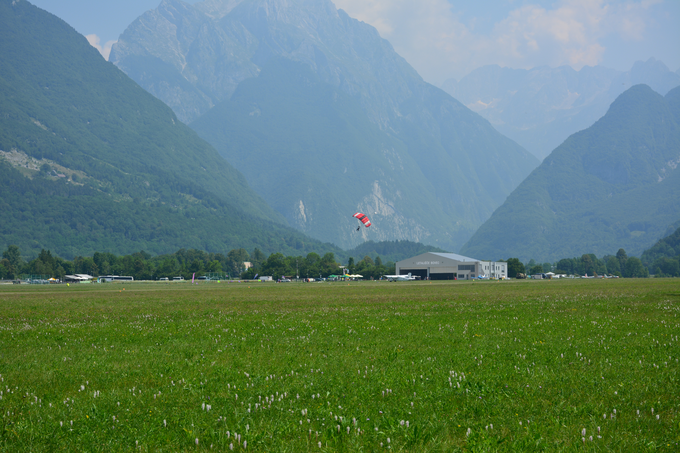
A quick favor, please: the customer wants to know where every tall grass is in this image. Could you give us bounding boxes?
[0,279,678,451]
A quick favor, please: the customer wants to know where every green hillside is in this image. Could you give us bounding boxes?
[641,226,680,276]
[460,85,680,262]
[0,0,336,259]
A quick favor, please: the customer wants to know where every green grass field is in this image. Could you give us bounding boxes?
[0,279,678,451]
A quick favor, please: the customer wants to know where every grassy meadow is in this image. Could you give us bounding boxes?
[0,279,678,451]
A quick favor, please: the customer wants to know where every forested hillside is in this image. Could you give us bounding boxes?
[0,0,335,259]
[461,85,680,262]
[641,226,680,276]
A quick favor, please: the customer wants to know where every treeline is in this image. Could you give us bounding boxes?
[0,245,395,281]
[3,242,672,282]
[505,249,650,278]
[241,254,395,281]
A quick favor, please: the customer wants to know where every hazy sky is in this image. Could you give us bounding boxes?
[30,0,680,86]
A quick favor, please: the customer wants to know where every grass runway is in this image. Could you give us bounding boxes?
[0,279,678,451]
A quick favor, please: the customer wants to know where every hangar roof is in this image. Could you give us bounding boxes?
[396,252,482,267]
[428,252,478,262]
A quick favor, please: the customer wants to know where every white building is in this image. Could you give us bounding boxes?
[396,252,508,280]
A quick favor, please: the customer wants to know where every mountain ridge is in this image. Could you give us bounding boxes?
[460,84,680,262]
[442,58,680,160]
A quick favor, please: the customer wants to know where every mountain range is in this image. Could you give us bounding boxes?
[442,59,680,160]
[460,84,680,262]
[109,0,539,251]
[0,0,337,259]
[4,0,676,264]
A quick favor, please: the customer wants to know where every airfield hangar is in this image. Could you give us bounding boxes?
[396,252,507,280]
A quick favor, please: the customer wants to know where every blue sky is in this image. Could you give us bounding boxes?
[30,0,680,85]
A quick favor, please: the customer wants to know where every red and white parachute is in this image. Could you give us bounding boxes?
[353,212,371,228]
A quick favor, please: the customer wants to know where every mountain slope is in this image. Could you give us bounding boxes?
[192,58,451,248]
[460,85,680,262]
[442,59,680,160]
[110,0,538,250]
[641,226,680,271]
[0,0,336,259]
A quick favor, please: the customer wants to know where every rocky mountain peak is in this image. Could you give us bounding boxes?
[195,0,245,19]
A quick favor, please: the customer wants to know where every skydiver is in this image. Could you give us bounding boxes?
[357,226,360,231]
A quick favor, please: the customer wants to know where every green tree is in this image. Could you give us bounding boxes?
[133,257,154,280]
[304,253,321,278]
[227,248,250,275]
[320,253,339,277]
[652,257,680,277]
[506,258,525,278]
[581,254,595,276]
[529,265,544,275]
[594,256,607,276]
[155,257,180,279]
[251,248,266,267]
[39,163,52,176]
[75,257,99,276]
[2,245,22,277]
[188,259,205,277]
[26,249,56,276]
[623,257,648,278]
[55,264,66,281]
[207,260,223,273]
[261,253,290,279]
[616,249,628,273]
[361,256,375,266]
[556,258,575,275]
[605,256,622,276]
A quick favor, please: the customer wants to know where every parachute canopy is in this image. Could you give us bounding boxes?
[353,213,371,227]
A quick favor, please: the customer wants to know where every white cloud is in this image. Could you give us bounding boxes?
[86,34,117,61]
[333,0,664,85]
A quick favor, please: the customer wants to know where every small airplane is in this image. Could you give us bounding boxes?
[383,273,417,282]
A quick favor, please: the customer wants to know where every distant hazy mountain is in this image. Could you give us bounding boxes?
[442,58,680,160]
[460,85,680,262]
[109,0,538,251]
[0,0,337,259]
